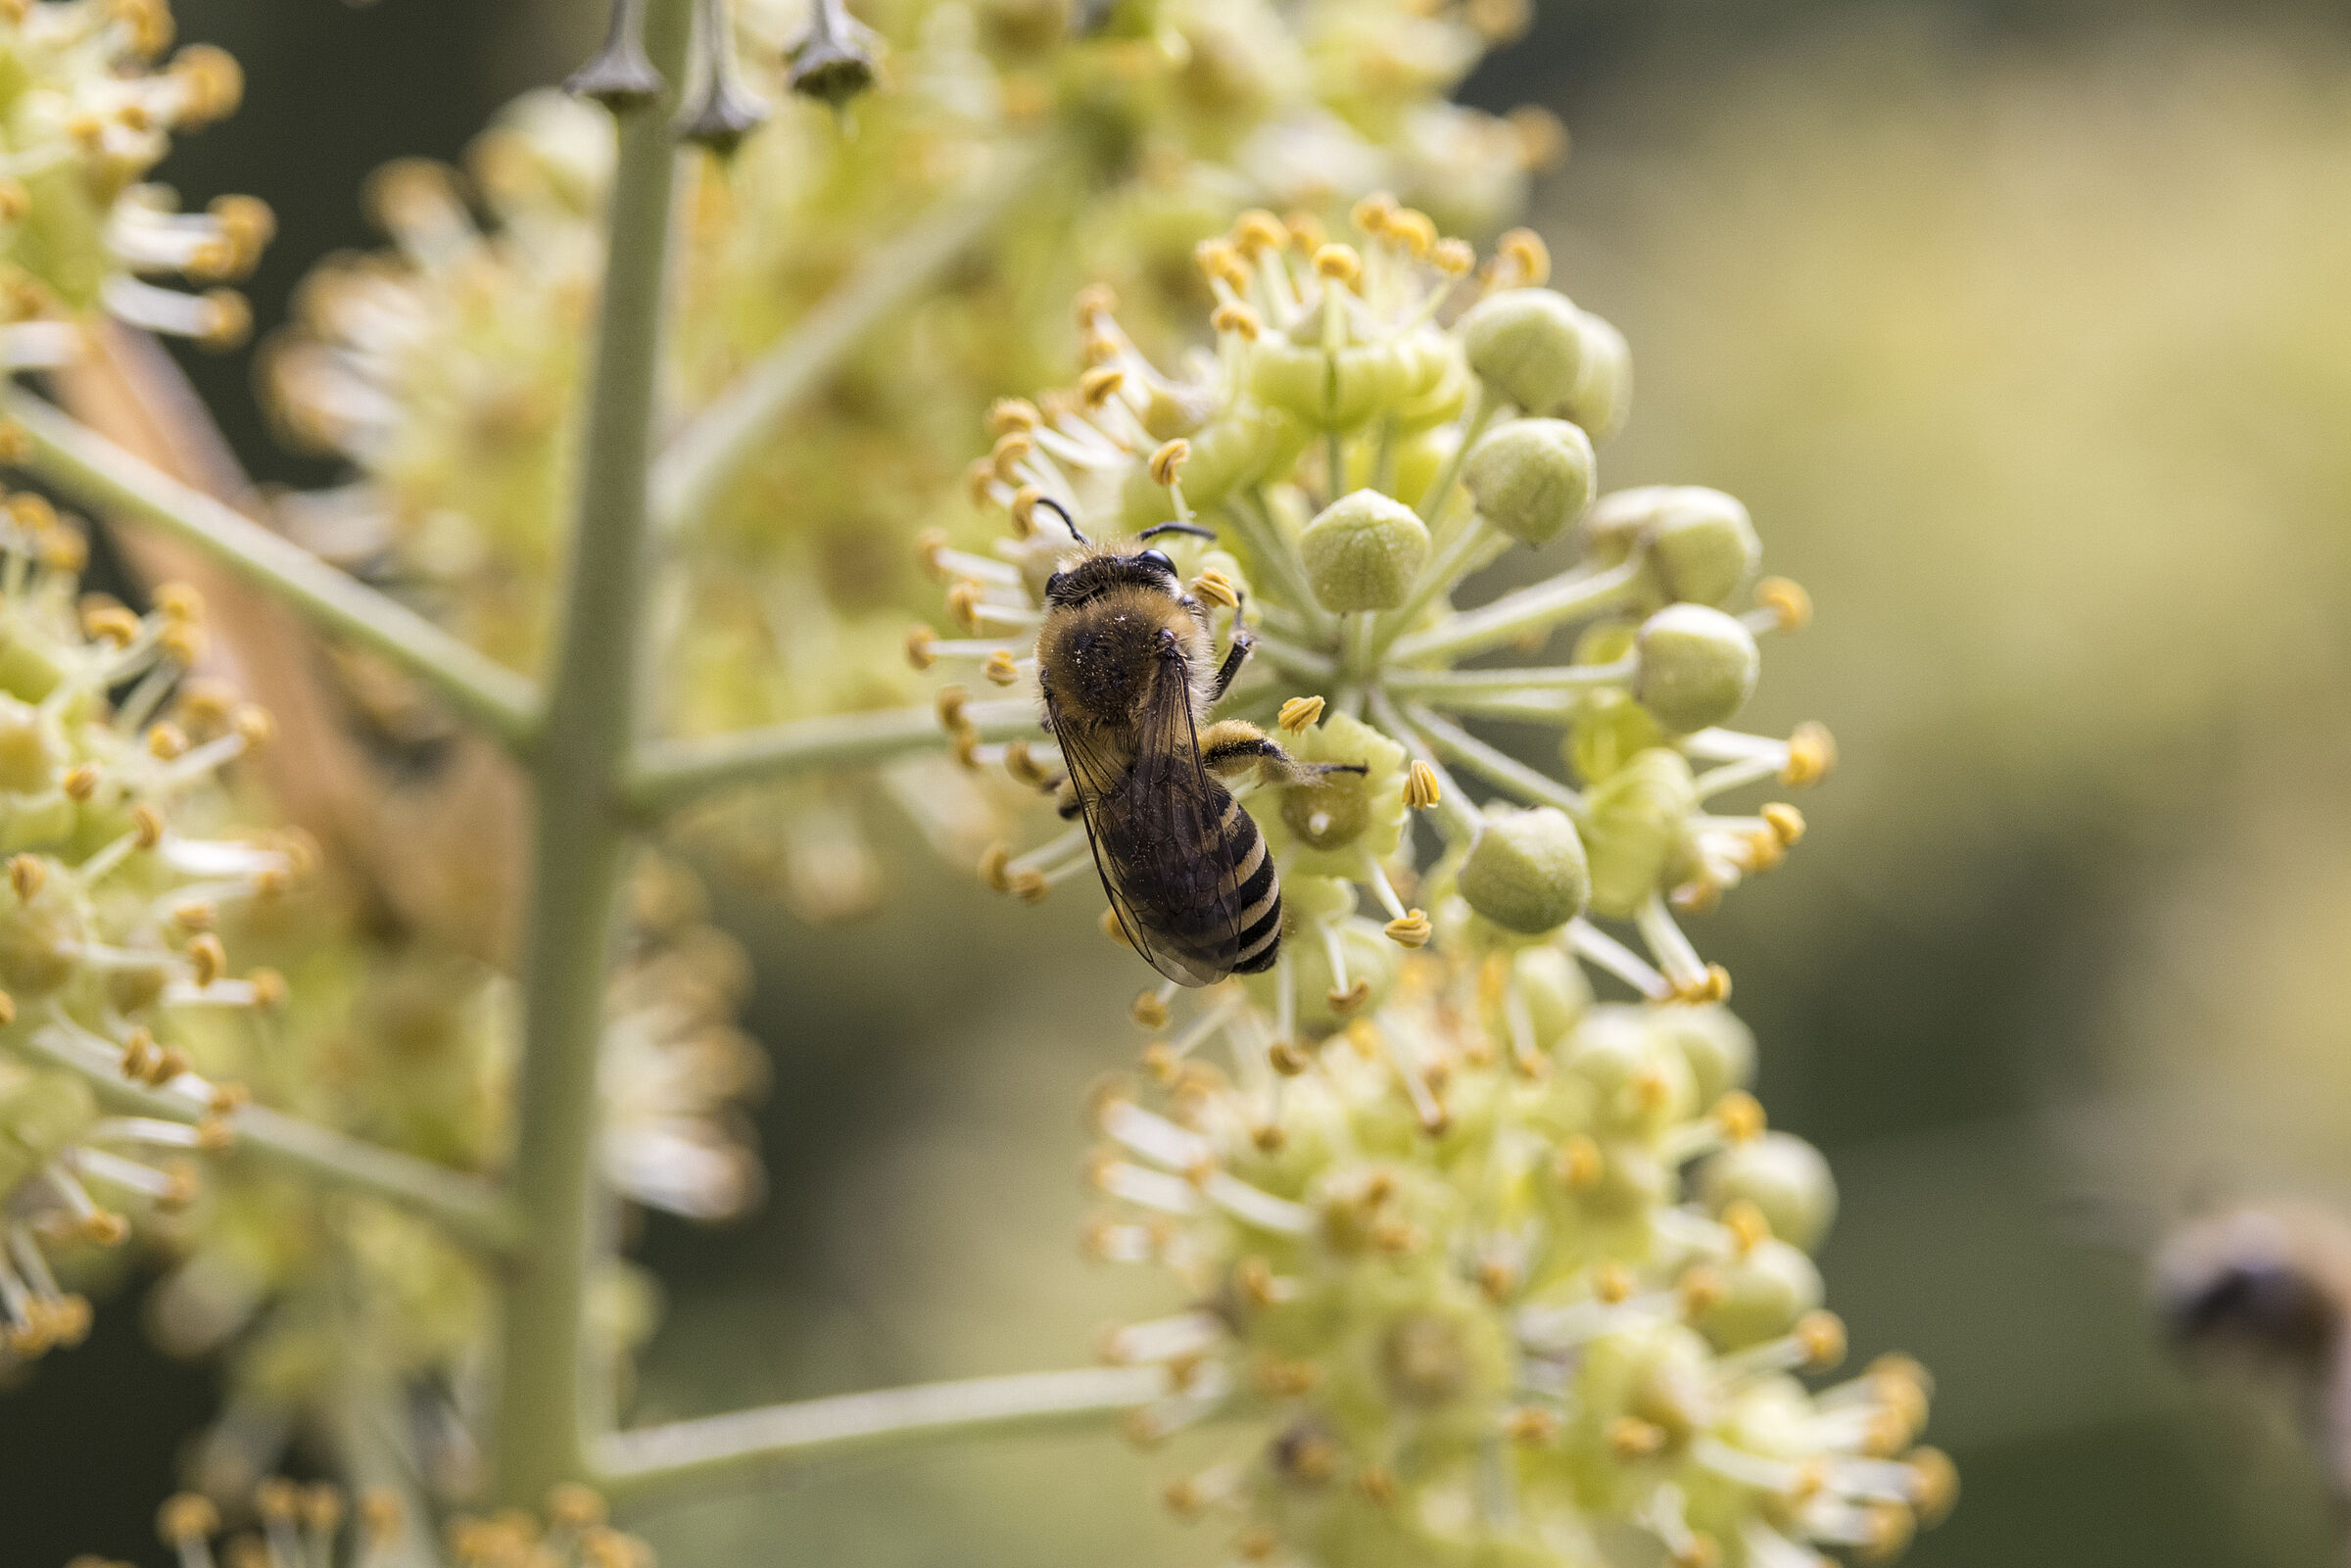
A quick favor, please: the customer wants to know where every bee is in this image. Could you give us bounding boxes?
[1032,501,1361,987]
[2156,1204,2351,1497]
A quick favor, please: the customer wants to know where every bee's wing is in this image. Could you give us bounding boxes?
[1048,658,1240,988]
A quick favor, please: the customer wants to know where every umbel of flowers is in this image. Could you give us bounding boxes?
[0,489,295,1368]
[921,201,1945,1566]
[0,0,265,362]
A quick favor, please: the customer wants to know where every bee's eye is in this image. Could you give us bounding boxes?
[1139,549,1174,571]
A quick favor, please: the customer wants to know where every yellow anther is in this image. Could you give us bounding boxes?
[1285,211,1326,252]
[1383,909,1432,948]
[0,990,15,1027]
[1131,989,1171,1029]
[1326,978,1370,1014]
[1508,105,1570,170]
[1209,301,1261,339]
[946,581,984,634]
[1607,1415,1666,1461]
[1231,210,1287,257]
[1312,243,1362,285]
[1756,575,1811,631]
[1007,485,1048,538]
[1477,1255,1518,1301]
[987,398,1040,435]
[1722,1198,1771,1254]
[1252,1354,1319,1397]
[984,649,1022,686]
[1712,1089,1765,1142]
[153,583,204,622]
[1010,869,1049,902]
[1678,1264,1725,1315]
[1079,364,1126,406]
[158,1495,220,1544]
[358,1489,404,1544]
[1351,191,1398,234]
[1194,239,1249,291]
[1148,439,1189,487]
[1674,1533,1721,1568]
[1905,1447,1959,1524]
[990,429,1034,484]
[1466,0,1530,40]
[1191,568,1239,609]
[1234,1526,1280,1560]
[1504,1405,1559,1445]
[935,685,970,734]
[1797,1309,1848,1370]
[547,1483,606,1531]
[1267,1038,1311,1076]
[158,621,206,665]
[965,456,998,507]
[146,722,187,761]
[1103,908,1134,949]
[1594,1260,1635,1304]
[81,602,140,645]
[978,843,1013,893]
[82,1210,127,1246]
[1402,759,1442,810]
[1857,1503,1915,1564]
[209,194,275,269]
[248,968,287,1009]
[1385,209,1437,258]
[198,288,252,352]
[1373,1213,1424,1250]
[1161,1476,1206,1517]
[171,900,216,932]
[1003,741,1052,790]
[187,932,226,987]
[1276,695,1323,734]
[196,1116,235,1151]
[914,527,952,580]
[5,854,40,902]
[1498,228,1551,287]
[1073,283,1119,326]
[0,180,25,223]
[1556,1134,1602,1190]
[57,762,98,802]
[1355,1465,1398,1505]
[1081,329,1121,366]
[1760,802,1805,847]
[1782,721,1837,785]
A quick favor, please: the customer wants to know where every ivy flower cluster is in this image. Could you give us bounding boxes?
[0,0,265,363]
[916,201,1941,1565]
[0,489,298,1369]
[100,1480,651,1568]
[259,0,1551,922]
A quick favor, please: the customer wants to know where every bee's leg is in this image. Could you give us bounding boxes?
[1208,623,1254,704]
[1199,720,1371,785]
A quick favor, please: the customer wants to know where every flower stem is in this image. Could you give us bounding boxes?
[13,1024,519,1252]
[649,135,1059,540]
[494,0,693,1504]
[595,1365,1169,1506]
[1388,555,1642,665]
[624,697,1038,816]
[1393,697,1585,816]
[0,390,542,751]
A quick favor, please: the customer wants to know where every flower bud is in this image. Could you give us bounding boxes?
[1299,490,1430,612]
[1481,944,1590,1056]
[1563,1006,1695,1138]
[1648,1004,1754,1107]
[1633,603,1758,733]
[0,1069,96,1195]
[1460,288,1585,414]
[1248,337,1418,432]
[1563,309,1631,441]
[1463,417,1593,546]
[1696,1239,1823,1351]
[1584,487,1759,608]
[1581,748,1697,919]
[1458,806,1589,934]
[1700,1132,1838,1254]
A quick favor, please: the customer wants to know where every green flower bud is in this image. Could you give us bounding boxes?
[1248,336,1419,433]
[1697,1239,1823,1351]
[1481,944,1590,1056]
[1463,417,1594,547]
[1299,490,1431,612]
[1585,486,1760,608]
[1582,748,1697,919]
[1701,1132,1838,1254]
[1563,1005,1696,1138]
[1118,402,1296,528]
[0,1067,96,1196]
[1633,603,1758,733]
[1564,309,1631,441]
[0,697,56,794]
[1460,288,1585,414]
[1648,1004,1754,1107]
[1458,805,1589,934]
[0,875,84,996]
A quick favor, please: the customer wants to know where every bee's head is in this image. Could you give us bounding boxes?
[1043,546,1180,609]
[2158,1211,2341,1365]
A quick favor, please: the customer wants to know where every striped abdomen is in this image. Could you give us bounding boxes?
[1096,771,1281,985]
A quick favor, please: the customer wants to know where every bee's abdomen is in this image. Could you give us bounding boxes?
[1225,801,1282,974]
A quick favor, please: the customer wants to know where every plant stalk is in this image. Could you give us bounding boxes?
[624,697,1038,816]
[493,0,693,1503]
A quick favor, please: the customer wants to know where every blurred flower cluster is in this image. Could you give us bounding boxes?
[915,201,1943,1565]
[259,0,1554,920]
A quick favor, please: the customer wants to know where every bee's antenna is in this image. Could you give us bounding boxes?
[1036,496,1088,546]
[1135,521,1218,543]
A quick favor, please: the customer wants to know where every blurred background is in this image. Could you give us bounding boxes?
[18,0,2351,1563]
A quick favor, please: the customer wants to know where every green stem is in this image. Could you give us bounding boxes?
[14,1024,518,1252]
[1391,696,1584,817]
[595,1366,1167,1505]
[624,697,1037,816]
[1414,383,1492,526]
[648,135,1059,540]
[1,391,542,751]
[494,0,693,1503]
[1367,689,1480,843]
[1389,555,1642,665]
